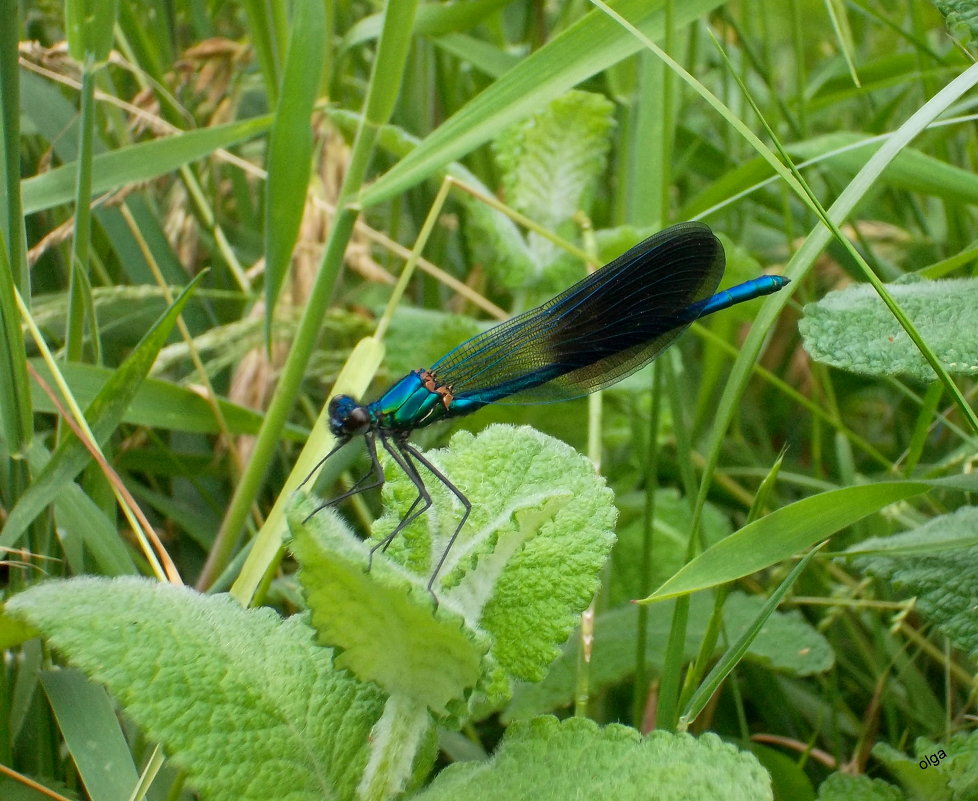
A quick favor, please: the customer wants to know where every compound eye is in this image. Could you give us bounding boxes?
[344,406,372,435]
[327,395,347,418]
[328,395,372,437]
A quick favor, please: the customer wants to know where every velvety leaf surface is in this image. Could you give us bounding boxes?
[290,501,489,718]
[292,425,617,718]
[871,741,954,801]
[493,90,615,274]
[935,0,978,43]
[912,731,978,800]
[7,577,386,801]
[799,278,978,382]
[815,773,903,801]
[724,592,834,676]
[848,507,978,659]
[413,716,772,801]
[376,425,617,683]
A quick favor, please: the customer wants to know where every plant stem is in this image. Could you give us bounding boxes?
[200,0,420,594]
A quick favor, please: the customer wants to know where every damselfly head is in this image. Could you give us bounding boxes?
[328,395,372,437]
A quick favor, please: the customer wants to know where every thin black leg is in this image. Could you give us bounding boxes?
[401,441,472,593]
[302,433,386,522]
[298,437,350,489]
[304,430,472,602]
[370,434,432,558]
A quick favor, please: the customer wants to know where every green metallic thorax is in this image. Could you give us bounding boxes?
[370,370,456,431]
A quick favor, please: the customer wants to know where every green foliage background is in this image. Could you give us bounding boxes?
[2,1,978,800]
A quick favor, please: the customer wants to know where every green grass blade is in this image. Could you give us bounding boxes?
[694,59,978,555]
[363,0,420,126]
[682,131,978,219]
[241,0,283,103]
[0,231,31,456]
[41,669,139,801]
[0,0,27,293]
[430,33,520,79]
[678,546,823,729]
[360,0,722,207]
[206,0,420,593]
[823,0,860,87]
[264,0,325,341]
[343,0,511,50]
[26,440,137,576]
[1,273,206,548]
[644,477,978,603]
[231,336,385,606]
[65,0,119,64]
[64,64,97,363]
[21,116,272,215]
[29,360,305,439]
[0,2,30,514]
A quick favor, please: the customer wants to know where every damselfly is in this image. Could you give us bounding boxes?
[305,222,789,590]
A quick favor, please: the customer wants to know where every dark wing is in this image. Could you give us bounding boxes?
[430,221,725,405]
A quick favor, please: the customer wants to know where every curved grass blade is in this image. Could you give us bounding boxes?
[22,116,272,215]
[264,0,325,340]
[643,476,978,603]
[677,546,823,729]
[1,273,206,547]
[360,0,722,207]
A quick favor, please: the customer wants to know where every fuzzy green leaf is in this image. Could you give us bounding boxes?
[816,773,903,801]
[6,577,386,801]
[938,731,978,799]
[493,90,615,270]
[378,426,617,680]
[413,717,772,801]
[292,425,617,715]
[914,731,978,799]
[871,741,952,800]
[289,500,489,718]
[461,190,537,291]
[723,593,835,677]
[935,0,978,44]
[847,507,978,660]
[495,90,615,223]
[799,278,978,382]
